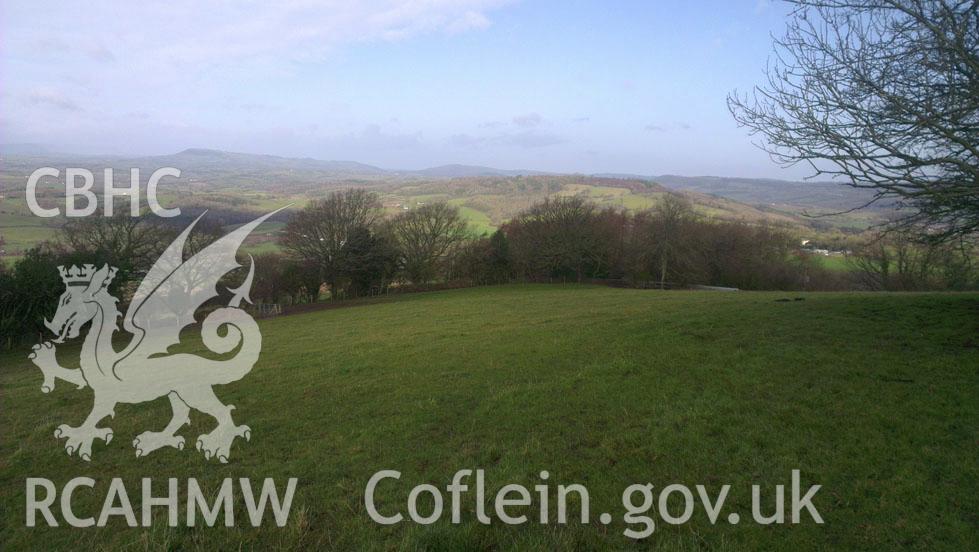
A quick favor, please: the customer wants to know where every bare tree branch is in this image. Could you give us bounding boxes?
[729,0,979,241]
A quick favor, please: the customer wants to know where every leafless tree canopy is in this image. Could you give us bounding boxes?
[851,229,976,289]
[728,0,979,240]
[59,213,173,272]
[505,197,616,282]
[389,202,470,283]
[649,194,698,287]
[280,189,382,292]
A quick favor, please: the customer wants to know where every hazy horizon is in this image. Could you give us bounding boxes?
[1,143,836,182]
[1,1,805,179]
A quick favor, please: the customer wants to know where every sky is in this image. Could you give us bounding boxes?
[0,0,808,178]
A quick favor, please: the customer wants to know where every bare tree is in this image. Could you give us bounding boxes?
[506,196,609,282]
[728,0,979,240]
[389,202,470,283]
[59,212,173,273]
[628,204,702,287]
[249,253,323,305]
[851,229,978,289]
[280,189,381,298]
[340,225,400,296]
[650,193,697,288]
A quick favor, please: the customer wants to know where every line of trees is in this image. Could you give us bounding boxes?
[478,194,843,291]
[258,189,889,302]
[3,189,976,347]
[265,189,979,300]
[0,212,225,348]
[276,190,473,300]
[851,230,978,291]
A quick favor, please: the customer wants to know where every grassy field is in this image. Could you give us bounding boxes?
[816,254,853,272]
[1,286,977,550]
[0,196,60,263]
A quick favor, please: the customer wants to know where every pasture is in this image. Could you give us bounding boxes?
[0,285,976,550]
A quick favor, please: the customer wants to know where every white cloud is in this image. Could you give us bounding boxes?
[644,121,692,132]
[445,10,493,34]
[24,88,83,112]
[87,45,116,63]
[2,1,514,93]
[351,124,422,149]
[4,1,511,67]
[450,130,564,149]
[512,112,543,128]
[0,0,515,140]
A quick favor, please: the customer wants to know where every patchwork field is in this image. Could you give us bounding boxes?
[1,285,976,550]
[0,152,885,262]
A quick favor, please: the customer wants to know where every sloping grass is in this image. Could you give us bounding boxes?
[1,286,977,550]
[452,204,497,235]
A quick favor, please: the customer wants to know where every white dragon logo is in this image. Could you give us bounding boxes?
[27,210,280,463]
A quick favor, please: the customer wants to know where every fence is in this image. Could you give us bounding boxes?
[249,303,283,318]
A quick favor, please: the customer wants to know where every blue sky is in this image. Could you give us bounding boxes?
[0,0,805,177]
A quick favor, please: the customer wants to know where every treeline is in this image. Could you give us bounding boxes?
[466,193,829,290]
[2,189,977,347]
[264,190,846,299]
[850,231,978,292]
[264,189,977,298]
[0,214,226,347]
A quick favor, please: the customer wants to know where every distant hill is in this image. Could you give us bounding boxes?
[644,174,883,212]
[0,148,891,236]
[0,145,877,213]
[0,148,395,190]
[594,173,877,210]
[134,148,391,177]
[378,175,812,233]
[0,143,60,156]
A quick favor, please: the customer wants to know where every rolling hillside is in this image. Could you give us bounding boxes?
[1,285,976,549]
[378,175,809,234]
[0,149,890,262]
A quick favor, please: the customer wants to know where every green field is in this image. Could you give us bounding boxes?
[816,254,853,272]
[447,200,497,235]
[1,286,977,550]
[0,199,60,262]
